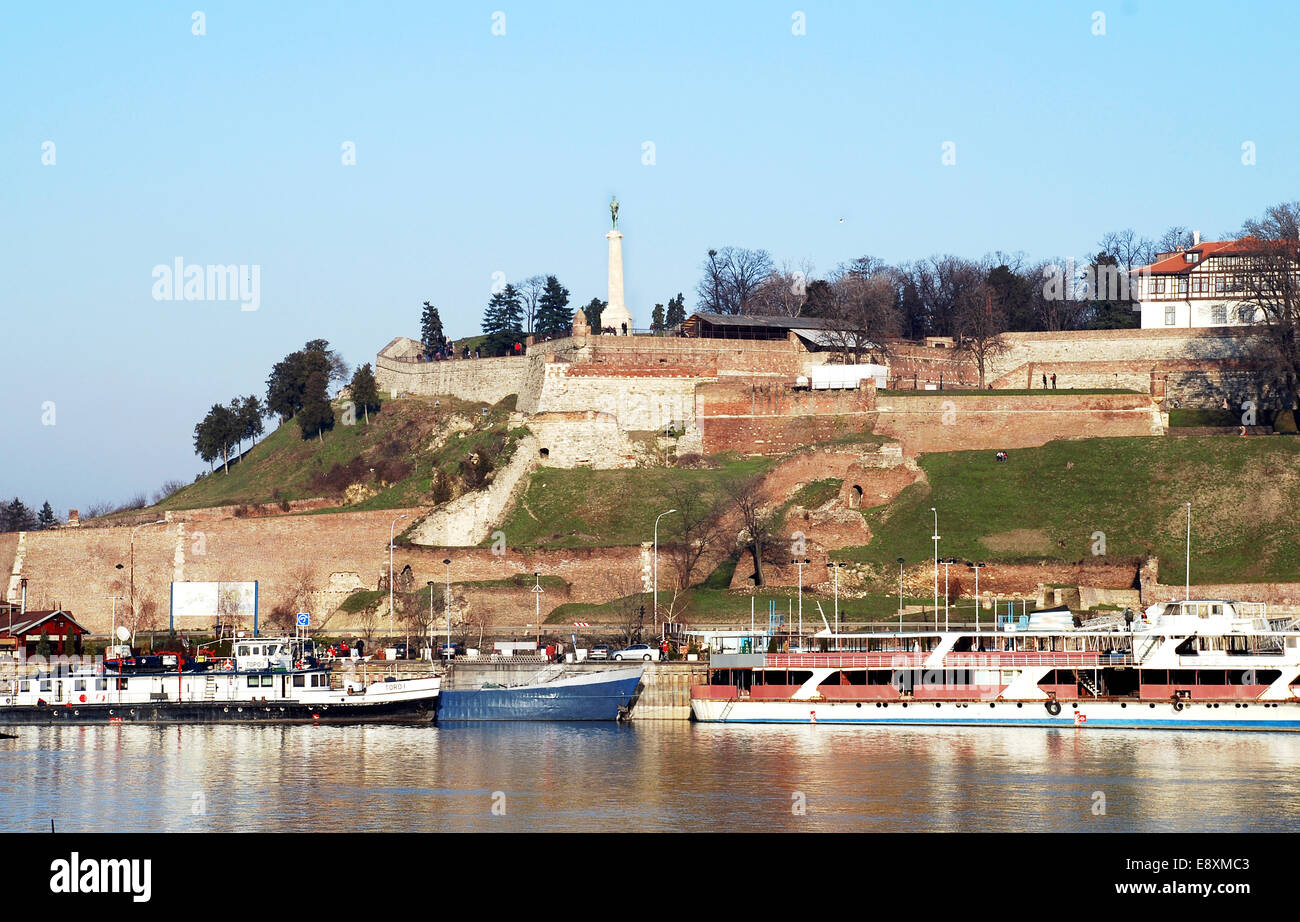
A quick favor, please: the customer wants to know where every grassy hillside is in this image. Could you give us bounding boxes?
[146,394,521,515]
[491,455,772,549]
[839,436,1300,584]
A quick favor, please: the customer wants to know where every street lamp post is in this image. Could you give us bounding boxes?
[941,558,956,631]
[794,558,809,646]
[653,509,677,631]
[426,581,435,661]
[532,572,543,647]
[388,513,407,643]
[826,562,845,649]
[967,561,985,632]
[930,508,940,630]
[443,558,452,658]
[1185,501,1191,601]
[897,557,905,632]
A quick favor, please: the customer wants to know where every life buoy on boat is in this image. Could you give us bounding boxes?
[1045,699,1062,716]
[222,660,234,671]
[295,660,306,670]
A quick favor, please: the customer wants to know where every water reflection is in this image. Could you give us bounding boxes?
[1,723,1297,832]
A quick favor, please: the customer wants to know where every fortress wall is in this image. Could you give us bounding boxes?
[376,352,529,404]
[872,393,1162,455]
[533,364,699,431]
[2,513,655,635]
[4,508,425,634]
[694,379,878,456]
[528,413,639,468]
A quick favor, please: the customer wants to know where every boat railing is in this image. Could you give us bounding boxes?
[763,651,1129,669]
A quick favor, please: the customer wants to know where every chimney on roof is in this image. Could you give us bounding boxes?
[1193,229,1201,247]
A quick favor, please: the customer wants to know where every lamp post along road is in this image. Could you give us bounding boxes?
[653,509,676,630]
[897,557,905,631]
[532,573,543,646]
[443,558,452,657]
[930,508,940,630]
[389,514,407,642]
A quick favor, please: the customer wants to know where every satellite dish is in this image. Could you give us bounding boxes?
[115,626,130,642]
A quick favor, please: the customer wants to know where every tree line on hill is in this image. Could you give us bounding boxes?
[694,201,1300,406]
[0,498,58,532]
[190,339,387,479]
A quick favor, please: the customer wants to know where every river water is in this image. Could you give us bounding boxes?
[3,722,1298,833]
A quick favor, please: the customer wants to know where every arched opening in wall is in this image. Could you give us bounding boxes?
[850,485,863,508]
[539,448,550,459]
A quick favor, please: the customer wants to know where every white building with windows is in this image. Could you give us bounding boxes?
[1136,235,1262,329]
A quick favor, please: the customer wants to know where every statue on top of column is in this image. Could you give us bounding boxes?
[610,196,619,230]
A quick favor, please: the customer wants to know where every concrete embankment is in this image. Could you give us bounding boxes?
[631,662,708,720]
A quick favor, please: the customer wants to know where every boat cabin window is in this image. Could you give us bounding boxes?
[74,680,86,691]
[261,675,273,687]
[19,680,30,693]
[247,675,260,688]
[293,675,305,687]
[39,680,52,692]
[1162,603,1183,618]
[94,679,106,691]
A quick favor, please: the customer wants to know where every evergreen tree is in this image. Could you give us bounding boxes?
[534,275,573,338]
[266,341,342,421]
[584,297,607,335]
[665,293,686,330]
[36,501,57,530]
[2,498,36,532]
[420,301,445,356]
[296,370,334,441]
[239,395,265,448]
[350,363,380,423]
[651,303,665,334]
[482,284,524,355]
[196,404,240,472]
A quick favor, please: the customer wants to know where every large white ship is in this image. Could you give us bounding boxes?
[690,599,1300,731]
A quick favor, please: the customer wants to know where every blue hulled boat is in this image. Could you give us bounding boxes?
[436,665,644,721]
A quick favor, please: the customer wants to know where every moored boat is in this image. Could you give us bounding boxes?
[691,599,1300,731]
[0,635,440,725]
[437,665,643,721]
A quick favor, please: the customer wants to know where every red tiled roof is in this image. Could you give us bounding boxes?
[1138,237,1287,275]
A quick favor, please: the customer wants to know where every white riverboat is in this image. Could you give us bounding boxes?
[0,635,440,725]
[691,600,1300,731]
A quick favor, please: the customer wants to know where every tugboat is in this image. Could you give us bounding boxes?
[0,635,440,725]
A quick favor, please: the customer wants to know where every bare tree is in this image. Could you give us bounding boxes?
[1098,228,1156,274]
[1155,225,1195,256]
[727,475,778,587]
[695,247,775,314]
[516,275,546,335]
[821,266,900,363]
[750,259,815,317]
[1235,202,1300,416]
[954,283,1009,388]
[663,480,728,590]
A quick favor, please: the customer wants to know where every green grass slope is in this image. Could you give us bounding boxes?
[840,436,1300,585]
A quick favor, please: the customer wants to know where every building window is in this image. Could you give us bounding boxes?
[1216,278,1227,293]
[1211,305,1227,324]
[1237,304,1257,323]
[1154,278,1166,294]
[1192,277,1209,294]
[1177,278,1188,294]
[1164,306,1176,325]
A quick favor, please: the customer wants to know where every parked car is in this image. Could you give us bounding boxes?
[588,644,611,661]
[391,642,410,659]
[612,643,661,662]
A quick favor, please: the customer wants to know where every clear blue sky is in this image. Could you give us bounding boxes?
[4,1,1298,513]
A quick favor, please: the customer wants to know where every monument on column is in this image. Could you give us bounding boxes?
[601,196,634,336]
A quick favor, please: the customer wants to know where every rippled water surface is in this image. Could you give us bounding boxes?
[3,722,1299,832]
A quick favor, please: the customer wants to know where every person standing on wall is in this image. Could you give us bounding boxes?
[1051,373,1057,389]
